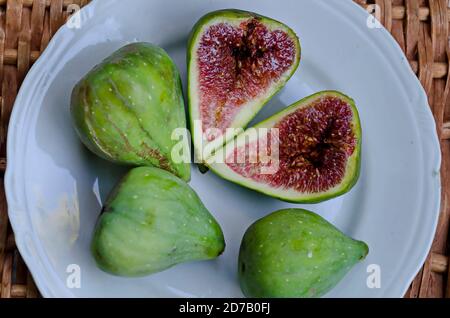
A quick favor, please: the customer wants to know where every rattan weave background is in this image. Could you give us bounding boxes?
[0,0,449,298]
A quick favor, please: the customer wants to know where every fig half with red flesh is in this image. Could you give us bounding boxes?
[188,9,301,161]
[206,91,362,203]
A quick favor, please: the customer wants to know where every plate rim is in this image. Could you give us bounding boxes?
[4,0,442,298]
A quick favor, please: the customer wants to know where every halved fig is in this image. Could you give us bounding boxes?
[188,9,301,161]
[206,91,361,203]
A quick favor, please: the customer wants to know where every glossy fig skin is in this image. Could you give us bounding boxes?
[238,209,368,298]
[71,42,190,181]
[91,167,225,277]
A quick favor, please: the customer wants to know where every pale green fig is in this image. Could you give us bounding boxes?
[71,42,190,181]
[238,209,368,298]
[92,167,225,277]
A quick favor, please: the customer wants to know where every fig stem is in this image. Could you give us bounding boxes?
[198,164,210,174]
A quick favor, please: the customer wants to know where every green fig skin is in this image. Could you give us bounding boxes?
[71,43,190,181]
[238,209,368,298]
[91,167,225,277]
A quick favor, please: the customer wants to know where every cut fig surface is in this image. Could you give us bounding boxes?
[207,91,361,203]
[188,9,301,160]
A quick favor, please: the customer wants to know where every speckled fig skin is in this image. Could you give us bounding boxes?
[91,167,225,277]
[71,43,190,181]
[238,209,368,298]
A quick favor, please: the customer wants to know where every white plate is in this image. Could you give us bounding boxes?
[5,0,441,298]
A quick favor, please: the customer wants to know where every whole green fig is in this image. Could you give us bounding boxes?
[238,209,368,298]
[92,167,225,277]
[71,43,190,181]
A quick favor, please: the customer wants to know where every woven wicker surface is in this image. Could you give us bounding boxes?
[0,0,448,298]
